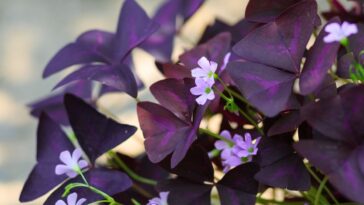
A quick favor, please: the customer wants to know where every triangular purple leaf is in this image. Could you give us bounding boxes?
[299,18,340,95]
[228,61,296,117]
[53,64,138,98]
[113,0,159,60]
[217,163,260,205]
[150,78,196,122]
[64,94,137,163]
[234,0,317,73]
[20,113,74,202]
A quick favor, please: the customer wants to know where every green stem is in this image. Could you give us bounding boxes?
[208,148,221,159]
[213,87,264,135]
[64,183,121,205]
[315,176,329,205]
[224,86,250,105]
[108,151,157,186]
[131,198,142,205]
[199,128,234,146]
[305,164,339,205]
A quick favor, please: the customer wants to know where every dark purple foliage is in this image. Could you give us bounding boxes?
[157,145,260,205]
[64,94,137,163]
[229,1,340,117]
[137,78,199,168]
[295,85,364,203]
[20,113,74,202]
[20,94,136,202]
[141,0,205,62]
[255,135,311,190]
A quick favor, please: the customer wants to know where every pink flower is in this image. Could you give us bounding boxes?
[214,130,244,172]
[324,21,358,43]
[147,192,169,205]
[55,148,88,178]
[190,78,215,105]
[233,133,261,158]
[55,193,86,205]
[191,57,218,84]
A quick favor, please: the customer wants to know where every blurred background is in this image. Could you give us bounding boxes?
[0,0,337,204]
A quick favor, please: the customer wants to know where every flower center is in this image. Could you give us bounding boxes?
[208,71,214,78]
[242,157,249,162]
[248,147,254,153]
[205,87,212,94]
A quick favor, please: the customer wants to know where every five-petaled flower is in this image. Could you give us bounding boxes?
[55,192,86,205]
[215,130,244,172]
[191,56,218,84]
[147,191,169,205]
[55,148,88,178]
[190,78,215,105]
[323,21,358,43]
[233,133,261,159]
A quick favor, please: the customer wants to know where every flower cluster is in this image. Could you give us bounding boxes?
[190,57,218,105]
[215,130,261,172]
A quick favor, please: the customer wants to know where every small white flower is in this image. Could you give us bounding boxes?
[147,192,169,205]
[55,192,86,205]
[191,56,218,84]
[190,78,215,105]
[324,21,358,43]
[55,148,88,178]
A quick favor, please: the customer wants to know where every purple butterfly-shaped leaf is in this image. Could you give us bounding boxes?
[150,78,195,122]
[234,0,317,73]
[217,163,260,205]
[228,61,296,117]
[295,85,364,203]
[19,113,75,202]
[54,64,138,98]
[255,135,311,190]
[64,93,137,163]
[141,0,204,62]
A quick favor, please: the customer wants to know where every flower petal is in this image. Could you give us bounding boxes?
[197,56,210,70]
[67,193,78,205]
[55,165,71,176]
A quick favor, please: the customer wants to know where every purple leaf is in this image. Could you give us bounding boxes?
[199,19,259,45]
[113,0,159,60]
[150,78,196,122]
[299,18,340,95]
[158,179,212,205]
[54,64,138,98]
[228,61,296,117]
[180,32,231,71]
[141,0,204,62]
[268,111,302,136]
[255,136,310,190]
[43,30,114,78]
[255,154,310,190]
[20,114,74,202]
[44,168,132,205]
[296,85,364,203]
[159,145,214,183]
[245,0,301,23]
[64,94,137,163]
[217,163,259,205]
[157,62,192,79]
[234,0,317,73]
[137,102,194,167]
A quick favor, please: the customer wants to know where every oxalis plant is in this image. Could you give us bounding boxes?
[19,0,364,205]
